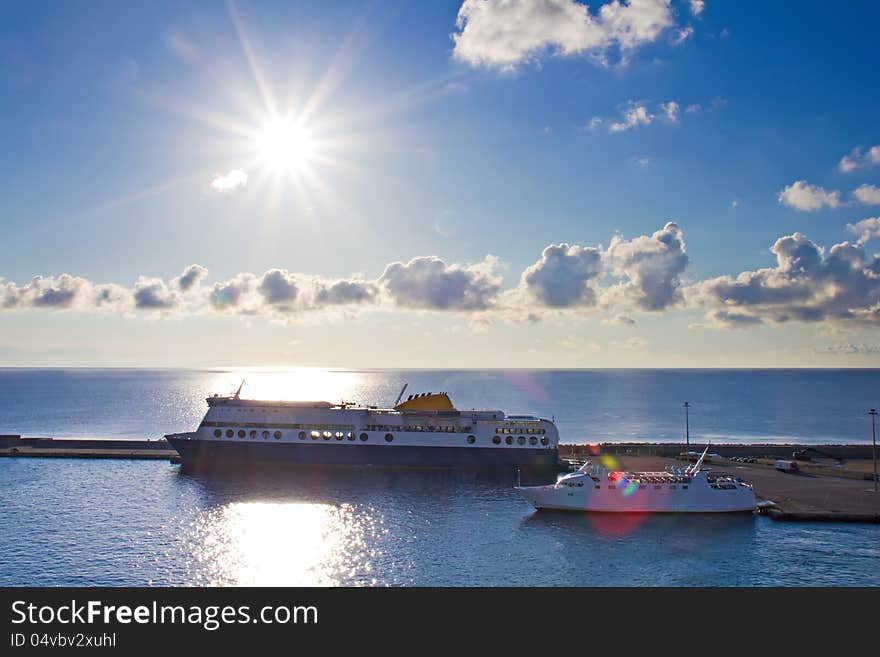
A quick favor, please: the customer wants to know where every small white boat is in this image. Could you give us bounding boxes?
[516,445,756,514]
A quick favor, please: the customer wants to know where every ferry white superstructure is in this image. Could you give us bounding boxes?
[516,446,756,513]
[166,388,559,470]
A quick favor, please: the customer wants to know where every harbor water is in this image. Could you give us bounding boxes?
[1,368,879,586]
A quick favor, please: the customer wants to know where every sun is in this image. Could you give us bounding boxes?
[255,119,316,174]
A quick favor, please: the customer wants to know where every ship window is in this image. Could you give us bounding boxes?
[492,435,501,444]
[529,436,537,445]
[517,436,526,445]
[237,430,246,438]
[607,485,616,489]
[298,431,306,440]
[311,431,320,439]
[250,430,257,439]
[385,433,394,442]
[262,430,270,439]
[226,429,234,438]
[323,431,332,440]
[360,433,368,441]
[654,485,662,490]
[682,485,688,490]
[335,432,345,441]
[541,436,549,446]
[213,429,222,437]
[274,431,282,439]
[595,485,600,489]
[577,482,583,487]
[505,436,513,445]
[467,435,476,444]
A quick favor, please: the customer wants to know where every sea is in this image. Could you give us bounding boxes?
[1,368,879,586]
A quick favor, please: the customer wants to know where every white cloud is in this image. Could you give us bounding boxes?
[379,255,502,311]
[671,26,693,46]
[520,243,604,307]
[601,100,680,132]
[174,264,208,292]
[687,232,880,327]
[854,184,880,206]
[604,221,689,311]
[451,0,676,72]
[685,103,702,113]
[660,100,679,121]
[210,169,248,192]
[777,180,841,211]
[847,217,880,245]
[690,1,705,16]
[610,102,655,132]
[839,145,880,173]
[731,199,739,209]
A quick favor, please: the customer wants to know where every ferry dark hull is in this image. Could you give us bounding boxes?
[167,437,559,471]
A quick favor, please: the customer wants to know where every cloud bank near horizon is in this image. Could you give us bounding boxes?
[5,222,880,330]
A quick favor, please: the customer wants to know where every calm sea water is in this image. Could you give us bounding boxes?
[1,368,879,586]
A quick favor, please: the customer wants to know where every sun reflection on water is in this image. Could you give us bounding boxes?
[184,501,382,586]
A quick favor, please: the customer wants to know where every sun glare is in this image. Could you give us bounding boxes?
[256,119,315,174]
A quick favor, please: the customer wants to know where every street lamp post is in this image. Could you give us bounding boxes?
[870,409,878,493]
[683,401,691,455]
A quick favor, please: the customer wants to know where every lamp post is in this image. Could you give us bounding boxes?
[870,409,878,493]
[683,401,691,455]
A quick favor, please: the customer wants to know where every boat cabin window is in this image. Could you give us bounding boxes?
[359,433,368,441]
[213,429,222,437]
[226,429,234,438]
[274,431,282,439]
[299,431,306,440]
[505,436,513,445]
[466,435,476,444]
[540,437,549,446]
[492,435,501,444]
[529,436,537,445]
[262,430,270,439]
[517,436,526,445]
[385,433,394,442]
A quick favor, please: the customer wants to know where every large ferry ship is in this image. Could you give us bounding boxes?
[165,385,559,470]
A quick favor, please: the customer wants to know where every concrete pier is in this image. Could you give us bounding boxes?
[0,435,176,460]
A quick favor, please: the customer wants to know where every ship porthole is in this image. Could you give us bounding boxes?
[323,431,332,440]
[298,431,306,440]
[213,429,222,438]
[335,432,345,441]
[467,435,476,444]
[274,430,282,439]
[385,433,394,443]
[262,430,270,439]
[517,435,526,445]
[311,431,320,440]
[359,433,368,441]
[492,435,501,445]
[529,436,537,445]
[505,436,513,445]
[541,436,549,446]
[250,430,257,439]
[237,430,246,438]
[347,432,355,441]
[226,429,234,438]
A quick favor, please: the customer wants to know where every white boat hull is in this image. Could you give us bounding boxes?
[517,476,756,514]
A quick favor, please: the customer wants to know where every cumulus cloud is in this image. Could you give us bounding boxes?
[847,217,880,245]
[258,269,299,307]
[688,232,880,327]
[133,277,179,310]
[380,255,501,311]
[210,169,248,192]
[690,1,705,15]
[451,0,675,72]
[314,279,379,305]
[604,221,688,311]
[854,184,880,206]
[777,180,842,211]
[174,264,208,291]
[838,145,880,173]
[521,243,604,307]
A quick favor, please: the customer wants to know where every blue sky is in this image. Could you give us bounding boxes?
[2,0,880,367]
